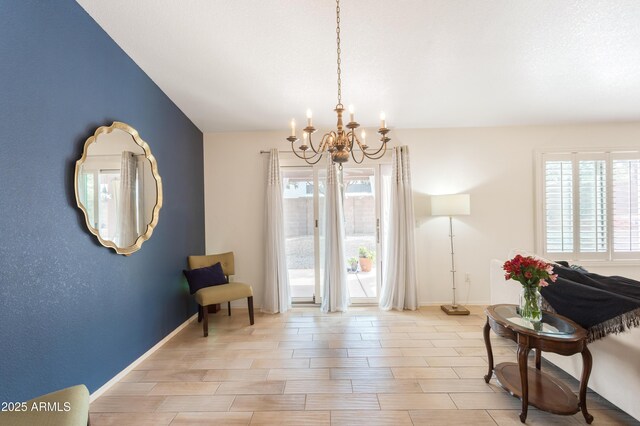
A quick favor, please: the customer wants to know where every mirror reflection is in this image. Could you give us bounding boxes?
[75,122,162,254]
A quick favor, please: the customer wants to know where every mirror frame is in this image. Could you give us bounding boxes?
[74,121,163,255]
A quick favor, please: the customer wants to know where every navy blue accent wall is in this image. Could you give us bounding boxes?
[0,1,204,401]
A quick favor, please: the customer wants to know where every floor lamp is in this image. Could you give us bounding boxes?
[431,194,471,315]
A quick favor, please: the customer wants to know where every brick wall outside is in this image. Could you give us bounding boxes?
[283,194,375,237]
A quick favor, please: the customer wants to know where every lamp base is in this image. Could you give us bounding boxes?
[440,304,470,315]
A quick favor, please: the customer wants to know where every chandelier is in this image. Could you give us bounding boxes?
[286,0,390,168]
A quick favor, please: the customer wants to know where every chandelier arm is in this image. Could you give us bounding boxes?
[306,131,328,155]
[290,140,313,161]
[302,150,325,165]
[347,130,358,152]
[351,134,383,159]
[305,132,321,155]
[346,131,375,163]
[350,148,366,164]
[291,150,310,161]
[324,131,338,151]
[352,134,367,151]
[290,137,324,163]
[364,143,385,157]
[362,143,389,160]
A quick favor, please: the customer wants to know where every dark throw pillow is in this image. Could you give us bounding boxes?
[183,262,228,294]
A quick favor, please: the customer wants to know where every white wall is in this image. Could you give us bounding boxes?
[203,132,274,307]
[204,122,640,308]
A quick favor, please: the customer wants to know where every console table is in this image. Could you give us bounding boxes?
[484,304,593,424]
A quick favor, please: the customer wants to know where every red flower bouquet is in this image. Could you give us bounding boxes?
[503,255,558,322]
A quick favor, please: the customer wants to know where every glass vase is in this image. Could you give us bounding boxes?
[519,286,542,323]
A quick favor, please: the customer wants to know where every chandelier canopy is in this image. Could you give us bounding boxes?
[287,0,390,167]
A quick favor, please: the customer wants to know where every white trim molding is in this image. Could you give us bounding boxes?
[89,313,197,402]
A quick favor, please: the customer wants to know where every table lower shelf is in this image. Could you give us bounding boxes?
[494,362,580,415]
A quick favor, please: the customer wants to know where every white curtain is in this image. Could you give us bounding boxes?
[380,146,418,311]
[116,151,138,247]
[136,156,147,236]
[321,160,349,313]
[263,149,291,314]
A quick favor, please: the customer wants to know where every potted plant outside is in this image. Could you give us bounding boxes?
[347,257,359,272]
[358,246,375,272]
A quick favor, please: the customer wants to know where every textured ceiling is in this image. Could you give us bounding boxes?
[76,0,640,132]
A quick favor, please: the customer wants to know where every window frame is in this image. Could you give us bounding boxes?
[535,147,640,264]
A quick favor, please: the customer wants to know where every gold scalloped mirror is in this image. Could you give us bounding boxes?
[74,122,162,255]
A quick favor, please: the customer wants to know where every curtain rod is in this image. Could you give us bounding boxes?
[259,149,391,155]
[259,150,296,154]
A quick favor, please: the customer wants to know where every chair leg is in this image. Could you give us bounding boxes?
[203,305,209,337]
[228,301,231,316]
[248,296,254,325]
[197,305,203,323]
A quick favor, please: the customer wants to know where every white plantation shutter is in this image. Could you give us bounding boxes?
[540,150,640,261]
[612,157,640,256]
[578,159,607,253]
[544,159,574,253]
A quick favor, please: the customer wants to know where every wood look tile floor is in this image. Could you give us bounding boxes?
[90,306,638,425]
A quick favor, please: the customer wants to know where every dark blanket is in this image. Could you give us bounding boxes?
[540,265,640,342]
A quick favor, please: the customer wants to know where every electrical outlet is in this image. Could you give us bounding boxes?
[465,273,471,283]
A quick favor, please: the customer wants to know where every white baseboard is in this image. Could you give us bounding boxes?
[419,300,490,306]
[89,313,197,402]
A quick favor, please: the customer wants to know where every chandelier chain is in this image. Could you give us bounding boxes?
[336,0,342,107]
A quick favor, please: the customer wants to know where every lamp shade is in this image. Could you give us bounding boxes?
[431,194,471,216]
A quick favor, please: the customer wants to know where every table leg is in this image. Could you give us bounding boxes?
[535,349,541,370]
[483,318,494,383]
[517,343,530,423]
[579,346,594,424]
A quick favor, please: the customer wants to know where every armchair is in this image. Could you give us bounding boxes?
[187,252,254,337]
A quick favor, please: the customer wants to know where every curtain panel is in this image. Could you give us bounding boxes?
[380,145,418,311]
[116,151,138,247]
[321,160,349,312]
[263,149,291,313]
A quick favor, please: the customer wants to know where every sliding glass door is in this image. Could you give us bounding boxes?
[343,167,379,303]
[282,167,324,303]
[282,163,389,305]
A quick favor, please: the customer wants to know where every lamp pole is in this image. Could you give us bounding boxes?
[431,193,470,315]
[448,216,457,309]
[440,214,469,315]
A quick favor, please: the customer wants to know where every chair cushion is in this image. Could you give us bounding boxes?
[195,282,253,306]
[0,384,89,426]
[183,262,228,294]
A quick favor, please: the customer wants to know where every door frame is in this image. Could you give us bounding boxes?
[280,158,391,306]
[281,165,322,304]
[342,163,386,305]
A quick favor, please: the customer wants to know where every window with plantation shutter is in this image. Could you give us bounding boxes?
[612,158,640,254]
[578,159,607,253]
[544,160,573,253]
[538,150,640,261]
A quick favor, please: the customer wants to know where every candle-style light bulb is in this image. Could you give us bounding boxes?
[290,119,296,137]
[303,131,308,141]
[361,129,366,142]
[380,112,386,129]
[306,109,312,127]
[349,104,355,122]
